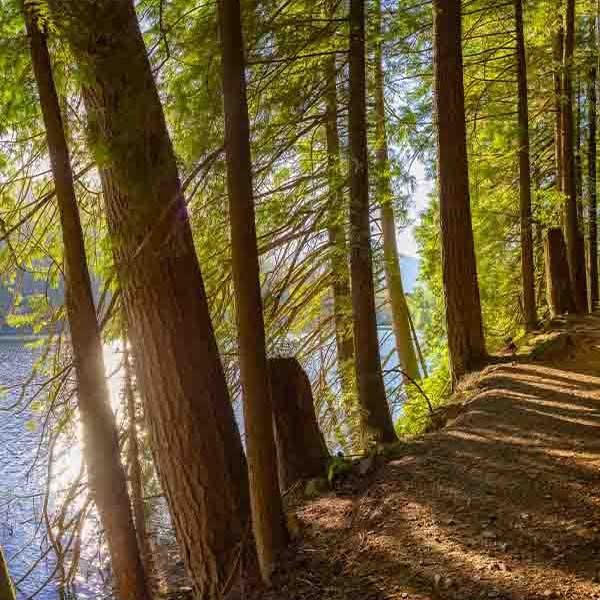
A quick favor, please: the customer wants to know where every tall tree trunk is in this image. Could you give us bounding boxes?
[545,228,576,316]
[323,38,356,438]
[348,0,397,446]
[554,28,565,191]
[589,15,599,311]
[123,333,151,573]
[218,0,288,586]
[515,0,537,330]
[0,546,15,600]
[562,0,588,313]
[433,0,486,385]
[576,81,583,224]
[24,10,150,600]
[48,1,252,597]
[374,0,421,381]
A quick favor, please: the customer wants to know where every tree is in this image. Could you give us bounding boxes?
[374,0,420,381]
[515,0,537,330]
[218,0,288,586]
[348,0,397,446]
[554,27,565,191]
[24,7,150,600]
[0,546,15,600]
[588,14,598,311]
[324,22,356,433]
[432,0,486,385]
[562,0,588,313]
[545,228,575,317]
[123,329,151,573]
[47,0,252,596]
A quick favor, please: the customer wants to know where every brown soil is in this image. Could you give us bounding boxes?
[260,315,600,600]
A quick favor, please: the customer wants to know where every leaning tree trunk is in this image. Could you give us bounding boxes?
[515,0,537,331]
[562,0,588,313]
[218,0,288,586]
[348,0,397,447]
[0,546,15,600]
[47,1,252,597]
[24,10,150,600]
[323,23,357,445]
[589,16,599,311]
[269,357,330,492]
[433,0,486,385]
[545,228,576,317]
[374,0,420,382]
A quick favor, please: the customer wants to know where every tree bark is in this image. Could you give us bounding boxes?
[432,0,486,385]
[218,0,288,586]
[374,0,421,381]
[562,0,588,313]
[544,228,576,317]
[323,38,356,438]
[589,15,599,311]
[269,357,330,492]
[0,546,15,600]
[554,28,564,192]
[123,333,151,574]
[348,0,397,446]
[24,9,150,600]
[515,0,537,331]
[47,1,252,597]
[576,82,583,224]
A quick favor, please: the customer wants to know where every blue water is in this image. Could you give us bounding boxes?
[0,341,59,599]
[0,328,408,598]
[0,341,108,600]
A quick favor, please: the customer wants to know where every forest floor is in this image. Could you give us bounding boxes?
[259,314,600,600]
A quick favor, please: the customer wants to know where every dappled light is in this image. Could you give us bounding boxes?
[0,0,598,598]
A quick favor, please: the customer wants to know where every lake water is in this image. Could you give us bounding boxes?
[0,340,60,599]
[0,329,406,599]
[0,340,124,600]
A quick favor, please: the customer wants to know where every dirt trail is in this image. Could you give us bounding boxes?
[265,315,600,600]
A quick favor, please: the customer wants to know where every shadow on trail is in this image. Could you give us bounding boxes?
[262,316,600,600]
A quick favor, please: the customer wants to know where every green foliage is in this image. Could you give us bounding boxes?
[396,359,451,437]
[327,456,353,485]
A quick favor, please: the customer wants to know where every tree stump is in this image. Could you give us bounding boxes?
[544,228,576,317]
[268,357,330,492]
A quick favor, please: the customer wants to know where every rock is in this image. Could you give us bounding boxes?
[304,478,329,498]
[358,456,376,477]
[433,573,442,588]
[482,530,497,540]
